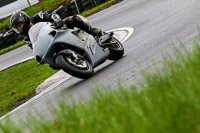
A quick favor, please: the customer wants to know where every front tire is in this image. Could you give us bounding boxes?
[55,54,94,79]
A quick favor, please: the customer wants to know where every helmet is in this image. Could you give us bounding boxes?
[10,11,30,34]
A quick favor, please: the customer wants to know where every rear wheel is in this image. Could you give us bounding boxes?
[105,37,124,60]
[55,52,94,79]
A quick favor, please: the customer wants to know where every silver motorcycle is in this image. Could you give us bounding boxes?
[29,22,124,79]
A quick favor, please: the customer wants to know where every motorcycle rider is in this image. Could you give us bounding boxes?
[10,10,103,48]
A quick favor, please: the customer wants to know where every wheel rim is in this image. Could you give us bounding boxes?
[63,52,90,70]
[66,57,88,69]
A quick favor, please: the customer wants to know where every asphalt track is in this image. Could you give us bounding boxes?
[1,0,200,122]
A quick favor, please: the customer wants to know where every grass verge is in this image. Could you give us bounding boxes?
[1,36,200,132]
[0,60,58,116]
[0,0,123,117]
[81,0,121,17]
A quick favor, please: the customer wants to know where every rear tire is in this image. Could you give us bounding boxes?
[55,54,94,79]
[106,37,124,60]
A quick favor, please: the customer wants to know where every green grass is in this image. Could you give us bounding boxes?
[81,0,115,16]
[0,18,10,33]
[0,60,57,116]
[23,0,70,17]
[1,37,200,132]
[0,40,25,55]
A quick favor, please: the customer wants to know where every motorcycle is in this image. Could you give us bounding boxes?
[28,22,124,79]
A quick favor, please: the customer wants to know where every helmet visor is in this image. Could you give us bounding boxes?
[12,22,24,34]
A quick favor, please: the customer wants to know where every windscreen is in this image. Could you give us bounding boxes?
[28,22,48,48]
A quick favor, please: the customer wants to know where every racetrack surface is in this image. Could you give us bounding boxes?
[0,45,33,71]
[1,0,200,122]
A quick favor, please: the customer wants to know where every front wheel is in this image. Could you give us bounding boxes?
[105,37,124,60]
[55,53,94,79]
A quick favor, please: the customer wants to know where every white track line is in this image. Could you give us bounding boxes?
[0,56,34,71]
[107,27,134,43]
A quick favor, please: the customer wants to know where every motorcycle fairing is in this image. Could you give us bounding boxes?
[51,28,110,67]
[29,22,110,68]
